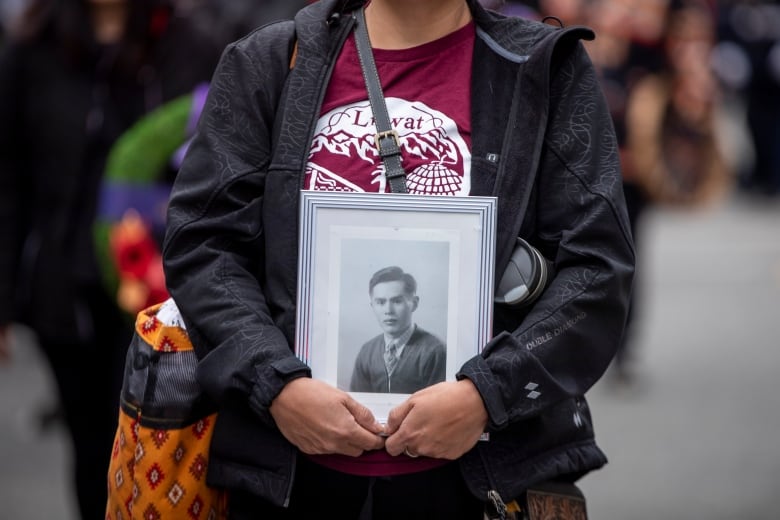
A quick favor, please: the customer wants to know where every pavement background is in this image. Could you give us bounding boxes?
[1,190,778,520]
[581,191,780,519]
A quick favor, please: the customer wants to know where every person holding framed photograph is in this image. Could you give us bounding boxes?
[350,266,446,394]
[160,0,635,518]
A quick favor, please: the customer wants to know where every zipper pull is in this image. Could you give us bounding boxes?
[485,489,507,520]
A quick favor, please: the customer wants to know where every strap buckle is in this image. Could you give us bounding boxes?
[374,129,400,155]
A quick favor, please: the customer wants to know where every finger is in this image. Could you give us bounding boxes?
[345,431,385,455]
[383,432,407,457]
[383,406,416,456]
[403,447,419,458]
[384,399,413,436]
[343,399,386,452]
[344,397,384,435]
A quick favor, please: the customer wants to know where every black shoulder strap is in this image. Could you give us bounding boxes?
[353,7,407,194]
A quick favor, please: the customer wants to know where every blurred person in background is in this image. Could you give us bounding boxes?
[614,0,732,383]
[537,0,583,25]
[715,0,780,198]
[0,0,29,32]
[583,0,671,386]
[625,0,731,208]
[585,0,733,386]
[426,0,669,392]
[519,0,646,384]
[176,0,309,49]
[0,0,221,517]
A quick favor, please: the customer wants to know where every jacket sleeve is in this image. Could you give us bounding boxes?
[458,40,636,431]
[162,25,310,428]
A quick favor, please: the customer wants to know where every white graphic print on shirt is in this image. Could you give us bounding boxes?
[305,96,472,196]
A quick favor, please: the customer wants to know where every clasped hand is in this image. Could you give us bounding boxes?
[270,378,488,459]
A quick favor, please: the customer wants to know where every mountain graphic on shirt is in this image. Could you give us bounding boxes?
[305,97,471,195]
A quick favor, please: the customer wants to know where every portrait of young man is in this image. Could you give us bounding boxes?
[350,266,446,394]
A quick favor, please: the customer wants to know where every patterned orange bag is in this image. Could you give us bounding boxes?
[106,299,228,520]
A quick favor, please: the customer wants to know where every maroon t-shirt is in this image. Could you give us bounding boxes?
[304,22,473,195]
[305,22,475,476]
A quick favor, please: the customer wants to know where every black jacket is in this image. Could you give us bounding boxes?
[163,0,635,508]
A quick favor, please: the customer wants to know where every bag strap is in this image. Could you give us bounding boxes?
[353,7,408,193]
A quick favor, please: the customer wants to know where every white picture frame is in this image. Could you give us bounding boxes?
[295,191,496,424]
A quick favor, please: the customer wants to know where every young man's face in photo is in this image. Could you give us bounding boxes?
[370,280,419,337]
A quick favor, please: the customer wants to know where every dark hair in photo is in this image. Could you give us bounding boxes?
[369,266,417,296]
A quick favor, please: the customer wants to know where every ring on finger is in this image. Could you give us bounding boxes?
[404,447,419,458]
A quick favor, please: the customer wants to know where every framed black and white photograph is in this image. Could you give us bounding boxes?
[295,191,496,424]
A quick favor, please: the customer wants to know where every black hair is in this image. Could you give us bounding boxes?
[369,266,417,296]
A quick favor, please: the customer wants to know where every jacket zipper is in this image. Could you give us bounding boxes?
[281,12,356,509]
[478,440,508,520]
[485,489,508,520]
[283,450,297,508]
[296,13,356,193]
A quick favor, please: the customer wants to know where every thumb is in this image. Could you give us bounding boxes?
[384,399,413,436]
[344,398,385,435]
